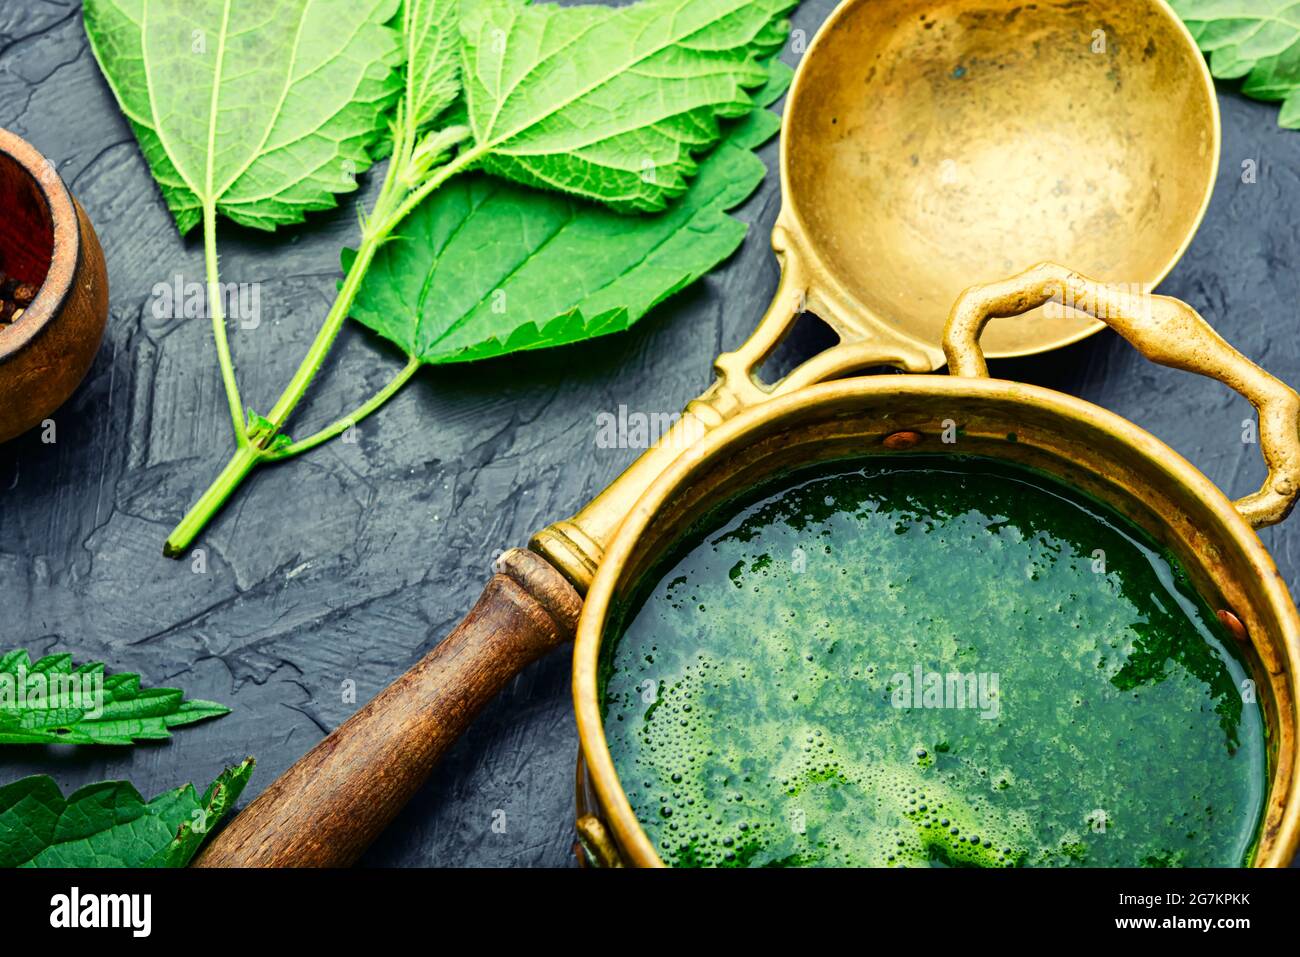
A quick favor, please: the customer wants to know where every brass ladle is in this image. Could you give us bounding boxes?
[535,0,1219,585]
[196,0,1226,866]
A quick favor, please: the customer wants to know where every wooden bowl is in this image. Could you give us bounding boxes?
[0,127,109,444]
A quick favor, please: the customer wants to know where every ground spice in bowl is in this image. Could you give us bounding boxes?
[0,257,39,327]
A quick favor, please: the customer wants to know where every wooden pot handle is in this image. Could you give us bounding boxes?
[193,548,583,867]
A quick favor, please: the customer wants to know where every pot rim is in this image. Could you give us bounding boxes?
[0,127,81,363]
[572,374,1300,868]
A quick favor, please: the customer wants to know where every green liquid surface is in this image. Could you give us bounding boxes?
[601,456,1266,867]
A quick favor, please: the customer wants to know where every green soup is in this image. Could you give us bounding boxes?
[600,455,1267,867]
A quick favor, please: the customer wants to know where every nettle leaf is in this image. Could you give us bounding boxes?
[1172,0,1300,127]
[349,60,791,363]
[461,0,795,211]
[83,0,403,233]
[405,0,462,130]
[0,759,254,868]
[0,649,230,746]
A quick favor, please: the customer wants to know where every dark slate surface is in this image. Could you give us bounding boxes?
[1,1,1297,867]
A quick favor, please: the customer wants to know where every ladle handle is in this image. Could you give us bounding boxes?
[944,262,1300,529]
[192,548,582,867]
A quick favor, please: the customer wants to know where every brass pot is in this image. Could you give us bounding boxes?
[572,265,1300,868]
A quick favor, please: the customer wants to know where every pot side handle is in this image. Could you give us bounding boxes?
[192,548,582,867]
[943,261,1300,530]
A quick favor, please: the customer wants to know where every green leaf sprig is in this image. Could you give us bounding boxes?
[84,0,404,439]
[0,650,241,868]
[84,0,795,556]
[0,649,230,746]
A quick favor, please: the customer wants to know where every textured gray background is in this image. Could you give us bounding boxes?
[2,0,1298,867]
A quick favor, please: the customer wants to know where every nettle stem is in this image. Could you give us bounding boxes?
[203,200,247,440]
[163,139,479,558]
[163,445,260,558]
[267,357,421,460]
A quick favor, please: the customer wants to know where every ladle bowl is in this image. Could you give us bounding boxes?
[783,0,1219,360]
